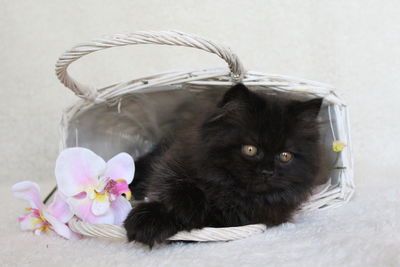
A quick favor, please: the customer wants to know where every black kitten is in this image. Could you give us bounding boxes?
[125,84,323,247]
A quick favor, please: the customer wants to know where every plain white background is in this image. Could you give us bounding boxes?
[1,1,399,266]
[1,0,399,185]
[1,0,399,186]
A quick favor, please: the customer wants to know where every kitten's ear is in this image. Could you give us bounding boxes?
[217,83,250,107]
[290,98,323,119]
[204,84,249,125]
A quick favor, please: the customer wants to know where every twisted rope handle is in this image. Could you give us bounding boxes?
[55,30,245,101]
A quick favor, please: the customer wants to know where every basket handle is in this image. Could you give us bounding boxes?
[55,30,245,101]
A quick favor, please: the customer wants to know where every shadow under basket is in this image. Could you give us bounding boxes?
[56,31,354,242]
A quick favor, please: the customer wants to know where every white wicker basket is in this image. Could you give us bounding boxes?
[56,30,354,242]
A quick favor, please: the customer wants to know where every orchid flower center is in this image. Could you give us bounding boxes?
[87,177,131,202]
[21,208,50,234]
[105,179,118,195]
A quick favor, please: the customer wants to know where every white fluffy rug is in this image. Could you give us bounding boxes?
[2,178,399,267]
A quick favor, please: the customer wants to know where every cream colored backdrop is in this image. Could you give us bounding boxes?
[1,0,399,188]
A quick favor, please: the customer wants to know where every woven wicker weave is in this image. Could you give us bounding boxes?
[56,30,354,242]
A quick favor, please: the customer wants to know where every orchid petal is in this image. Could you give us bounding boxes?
[55,147,106,197]
[104,153,135,184]
[42,210,77,240]
[12,181,43,209]
[91,193,110,216]
[67,197,114,224]
[34,229,43,235]
[47,192,73,223]
[19,213,36,231]
[110,196,132,225]
[67,230,81,240]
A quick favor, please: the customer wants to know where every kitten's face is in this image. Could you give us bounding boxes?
[200,84,322,193]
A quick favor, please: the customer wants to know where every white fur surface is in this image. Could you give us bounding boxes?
[1,0,400,266]
[2,181,399,267]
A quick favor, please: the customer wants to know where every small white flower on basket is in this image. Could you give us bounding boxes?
[12,181,79,239]
[55,147,134,225]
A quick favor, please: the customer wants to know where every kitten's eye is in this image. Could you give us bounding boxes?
[279,152,293,163]
[242,145,258,157]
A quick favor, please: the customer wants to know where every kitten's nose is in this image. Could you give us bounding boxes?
[261,170,274,176]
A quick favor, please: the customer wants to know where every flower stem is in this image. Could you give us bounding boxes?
[43,186,57,204]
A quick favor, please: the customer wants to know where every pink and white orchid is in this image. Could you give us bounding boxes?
[12,181,78,239]
[55,147,134,225]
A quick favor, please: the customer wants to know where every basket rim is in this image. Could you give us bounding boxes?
[68,218,268,242]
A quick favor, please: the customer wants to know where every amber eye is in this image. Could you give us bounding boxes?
[242,145,258,156]
[279,152,293,163]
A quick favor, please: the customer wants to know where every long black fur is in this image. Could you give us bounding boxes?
[125,84,323,247]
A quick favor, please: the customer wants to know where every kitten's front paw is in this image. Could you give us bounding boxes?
[124,201,177,247]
